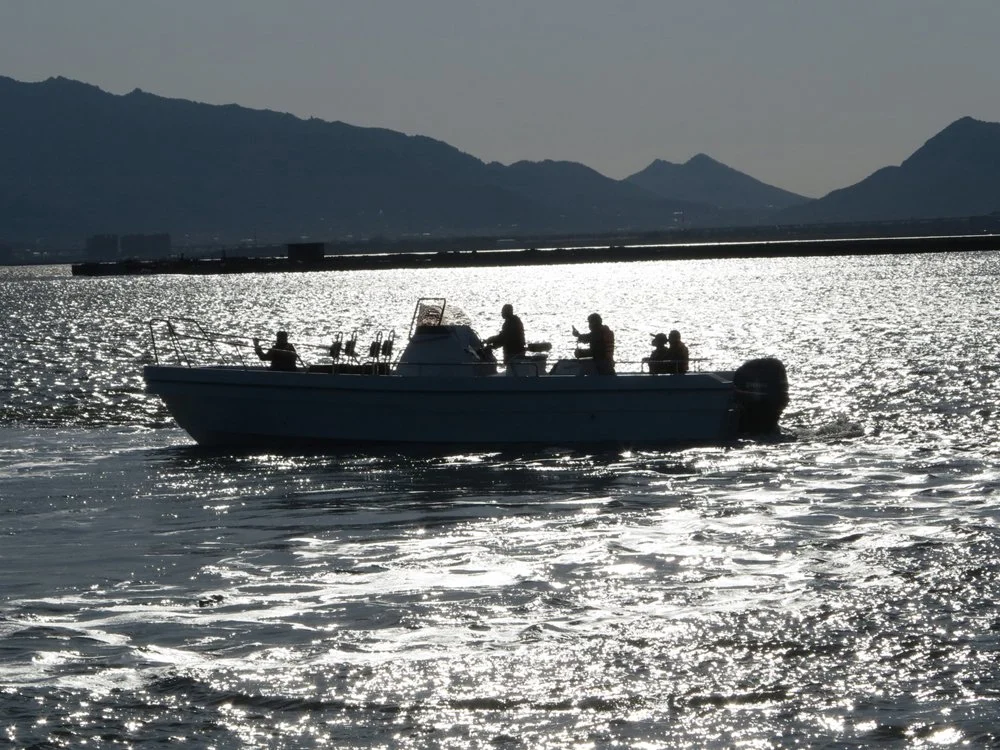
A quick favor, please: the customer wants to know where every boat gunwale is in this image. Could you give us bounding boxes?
[143,364,736,396]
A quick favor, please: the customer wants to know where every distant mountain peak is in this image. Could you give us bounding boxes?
[903,115,1000,169]
[927,115,997,140]
[42,75,100,90]
[625,153,808,211]
[780,115,1000,223]
[686,152,720,167]
[643,153,722,171]
[949,115,981,127]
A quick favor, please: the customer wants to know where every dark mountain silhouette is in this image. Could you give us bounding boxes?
[4,76,996,248]
[488,159,712,229]
[625,153,810,214]
[781,117,1000,223]
[0,76,726,244]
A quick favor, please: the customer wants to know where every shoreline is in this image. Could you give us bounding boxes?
[68,233,1000,277]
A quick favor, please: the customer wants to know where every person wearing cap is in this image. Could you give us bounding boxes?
[485,303,526,364]
[572,312,616,375]
[645,332,672,374]
[646,329,689,374]
[253,330,298,371]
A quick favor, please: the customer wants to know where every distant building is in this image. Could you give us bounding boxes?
[85,234,120,261]
[288,242,326,262]
[121,233,171,259]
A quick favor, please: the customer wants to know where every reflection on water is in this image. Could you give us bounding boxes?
[3,425,999,746]
[3,253,1000,746]
[5,253,1000,444]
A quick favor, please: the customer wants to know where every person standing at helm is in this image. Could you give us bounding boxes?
[485,303,526,364]
[573,312,615,375]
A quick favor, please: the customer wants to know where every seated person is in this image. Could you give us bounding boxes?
[485,303,526,364]
[645,332,671,374]
[253,330,297,371]
[645,330,689,374]
[572,312,615,375]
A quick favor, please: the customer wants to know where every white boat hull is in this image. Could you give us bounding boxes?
[144,365,741,448]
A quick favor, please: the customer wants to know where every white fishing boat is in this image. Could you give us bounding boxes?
[143,299,788,449]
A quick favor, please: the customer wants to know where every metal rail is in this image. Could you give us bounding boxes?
[147,315,719,375]
[148,317,396,372]
[147,317,251,367]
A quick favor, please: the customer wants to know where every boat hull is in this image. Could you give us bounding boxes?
[144,365,741,448]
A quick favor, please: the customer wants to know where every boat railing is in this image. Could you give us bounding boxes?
[147,315,727,376]
[534,356,718,376]
[636,356,715,375]
[392,357,719,377]
[148,317,401,373]
[148,317,256,368]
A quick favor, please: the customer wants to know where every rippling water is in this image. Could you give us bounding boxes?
[3,252,1000,747]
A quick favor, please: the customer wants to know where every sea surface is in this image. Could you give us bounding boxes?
[3,251,1000,748]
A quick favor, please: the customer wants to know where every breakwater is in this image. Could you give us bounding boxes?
[70,232,1000,276]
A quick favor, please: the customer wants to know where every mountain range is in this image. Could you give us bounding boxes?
[0,76,998,246]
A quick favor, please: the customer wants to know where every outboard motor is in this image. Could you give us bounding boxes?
[733,358,789,435]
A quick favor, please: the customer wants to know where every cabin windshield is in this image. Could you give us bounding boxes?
[410,298,472,338]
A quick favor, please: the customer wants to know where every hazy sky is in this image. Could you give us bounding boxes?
[2,1,998,197]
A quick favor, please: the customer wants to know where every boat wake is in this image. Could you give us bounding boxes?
[795,415,865,441]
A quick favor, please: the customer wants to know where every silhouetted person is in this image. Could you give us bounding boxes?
[645,332,671,374]
[573,312,615,375]
[485,303,526,364]
[254,330,297,371]
[645,330,688,374]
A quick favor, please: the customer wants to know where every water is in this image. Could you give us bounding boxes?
[3,253,1000,747]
